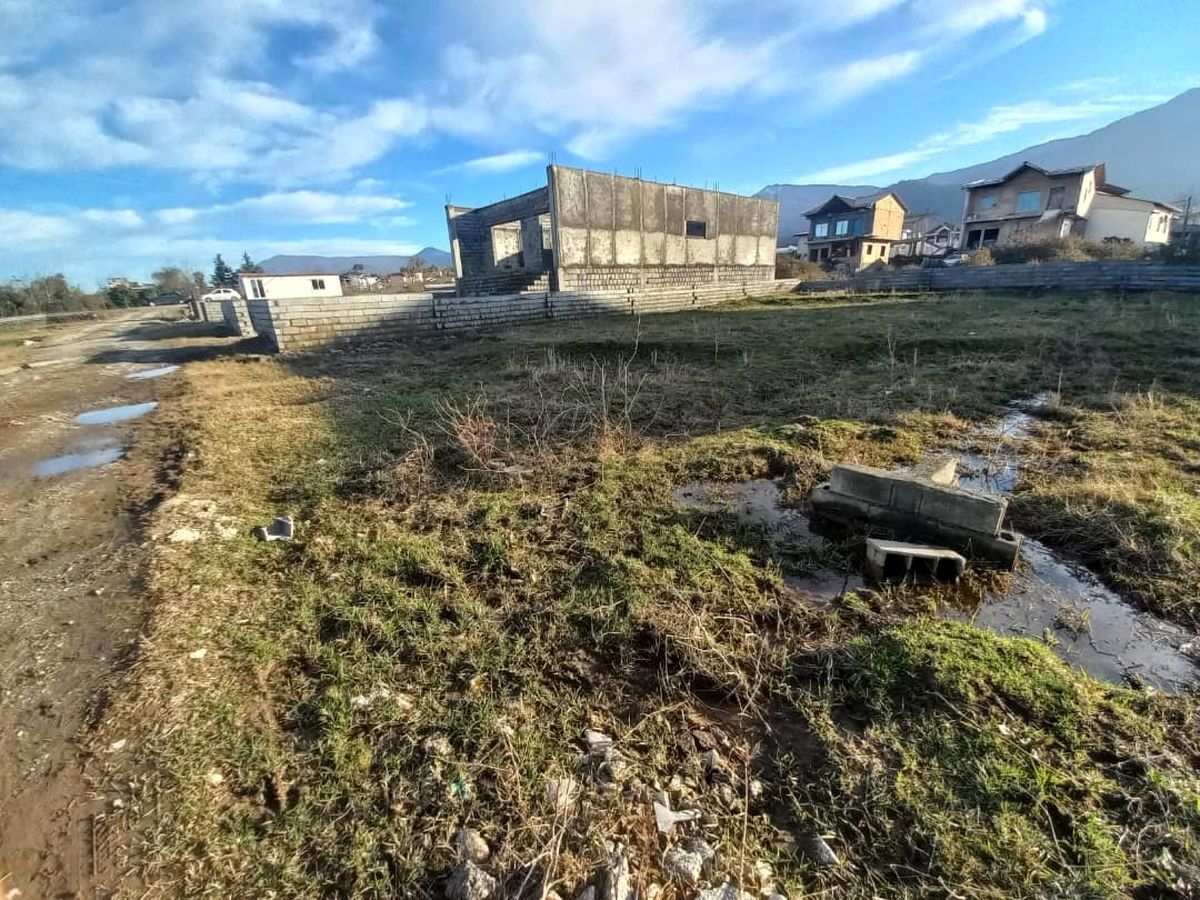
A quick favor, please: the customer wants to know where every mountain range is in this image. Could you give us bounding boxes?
[258,247,453,275]
[759,87,1200,240]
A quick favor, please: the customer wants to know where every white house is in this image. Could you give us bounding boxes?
[239,273,344,300]
[1085,191,1176,247]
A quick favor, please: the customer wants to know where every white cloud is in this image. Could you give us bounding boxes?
[433,150,544,175]
[814,51,923,107]
[793,92,1159,183]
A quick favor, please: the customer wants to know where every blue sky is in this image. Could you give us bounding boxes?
[1,0,1196,288]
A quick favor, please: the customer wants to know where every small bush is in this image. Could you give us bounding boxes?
[775,253,836,281]
[964,247,995,266]
[991,235,1146,265]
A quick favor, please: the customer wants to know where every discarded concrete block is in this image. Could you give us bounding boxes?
[902,455,958,485]
[812,464,1022,567]
[865,539,966,583]
[252,515,294,542]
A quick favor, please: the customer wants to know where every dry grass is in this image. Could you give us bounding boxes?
[104,290,1200,899]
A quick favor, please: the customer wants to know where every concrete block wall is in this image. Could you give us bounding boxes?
[548,166,779,276]
[793,261,1200,294]
[198,300,226,323]
[253,279,799,353]
[558,264,775,292]
[220,298,255,336]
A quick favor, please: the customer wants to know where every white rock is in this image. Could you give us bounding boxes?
[168,527,203,544]
[602,842,634,900]
[584,729,614,753]
[456,828,490,863]
[108,738,127,752]
[696,883,754,900]
[423,734,453,758]
[545,777,580,814]
[446,860,497,900]
[662,847,705,885]
[188,648,208,660]
[806,836,840,867]
[205,770,225,786]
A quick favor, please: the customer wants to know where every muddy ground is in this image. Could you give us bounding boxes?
[0,311,243,899]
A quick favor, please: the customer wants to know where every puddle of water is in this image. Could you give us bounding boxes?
[674,479,859,603]
[953,394,1046,492]
[126,365,179,381]
[35,445,125,477]
[75,401,158,426]
[956,540,1197,692]
[674,448,1196,691]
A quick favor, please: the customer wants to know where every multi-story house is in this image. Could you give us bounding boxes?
[804,192,907,269]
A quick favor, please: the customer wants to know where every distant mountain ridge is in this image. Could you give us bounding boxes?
[760,87,1200,240]
[258,247,452,274]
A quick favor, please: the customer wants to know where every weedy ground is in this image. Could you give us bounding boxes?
[111,291,1200,898]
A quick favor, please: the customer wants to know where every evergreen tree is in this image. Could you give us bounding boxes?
[238,251,263,274]
[211,254,235,287]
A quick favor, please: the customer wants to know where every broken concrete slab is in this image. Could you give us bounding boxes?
[813,463,1022,567]
[865,539,966,583]
[900,455,958,485]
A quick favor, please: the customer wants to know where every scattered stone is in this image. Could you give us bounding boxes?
[754,859,776,894]
[696,883,753,900]
[545,777,580,814]
[187,648,208,660]
[804,835,840,867]
[92,587,105,597]
[168,527,203,544]
[601,841,634,900]
[662,837,714,885]
[456,828,490,863]
[583,729,614,753]
[446,860,497,900]
[108,738,126,752]
[252,515,294,542]
[423,734,453,758]
[205,770,225,786]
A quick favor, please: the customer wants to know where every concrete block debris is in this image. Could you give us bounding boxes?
[252,515,294,542]
[865,539,966,583]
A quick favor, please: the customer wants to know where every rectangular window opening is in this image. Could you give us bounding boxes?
[311,278,325,290]
[966,229,982,250]
[982,228,1000,245]
[685,220,707,238]
[1047,187,1065,209]
[865,244,873,256]
[250,278,265,298]
[978,196,998,210]
[835,219,849,236]
[1016,190,1041,213]
[814,222,829,238]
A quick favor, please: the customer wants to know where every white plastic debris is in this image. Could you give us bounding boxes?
[653,793,702,835]
[108,738,127,752]
[188,647,208,660]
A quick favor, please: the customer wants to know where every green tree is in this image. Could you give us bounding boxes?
[211,254,236,287]
[152,266,193,297]
[106,284,140,308]
[192,271,207,298]
[238,252,263,274]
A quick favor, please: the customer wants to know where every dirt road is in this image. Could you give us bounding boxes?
[0,310,241,898]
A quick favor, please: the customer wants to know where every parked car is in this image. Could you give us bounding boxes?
[151,291,187,305]
[200,287,240,302]
[925,252,967,268]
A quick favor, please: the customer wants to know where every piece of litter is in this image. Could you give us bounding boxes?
[108,738,127,752]
[188,648,208,660]
[168,527,203,544]
[205,770,225,786]
[545,777,580,814]
[252,515,294,542]
[654,796,702,834]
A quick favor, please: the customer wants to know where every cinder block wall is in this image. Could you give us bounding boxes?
[794,261,1200,294]
[254,279,799,353]
[220,298,255,336]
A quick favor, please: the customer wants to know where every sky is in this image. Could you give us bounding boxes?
[0,0,1197,288]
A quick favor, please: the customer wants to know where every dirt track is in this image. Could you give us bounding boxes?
[0,311,241,898]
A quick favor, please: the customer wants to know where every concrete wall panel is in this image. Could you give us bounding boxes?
[615,177,640,229]
[665,234,687,265]
[555,169,588,228]
[735,235,758,266]
[558,227,589,267]
[614,230,642,265]
[665,186,685,236]
[718,193,737,238]
[589,228,615,266]
[716,234,736,265]
[688,238,717,265]
[643,231,666,265]
[642,182,664,232]
[585,171,614,229]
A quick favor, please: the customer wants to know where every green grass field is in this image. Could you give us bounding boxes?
[117,291,1200,898]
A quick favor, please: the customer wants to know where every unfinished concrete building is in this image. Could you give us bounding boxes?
[446,165,779,296]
